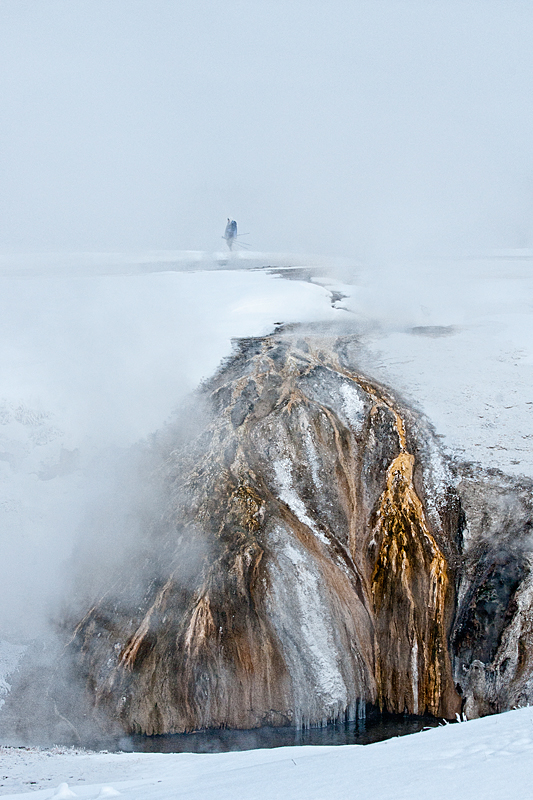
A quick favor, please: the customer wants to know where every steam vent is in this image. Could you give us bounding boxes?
[33,330,533,737]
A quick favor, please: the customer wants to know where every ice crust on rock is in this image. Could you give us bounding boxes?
[273,459,329,545]
[267,527,348,723]
[339,381,366,433]
[0,641,26,709]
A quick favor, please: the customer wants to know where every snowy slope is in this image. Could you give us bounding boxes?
[1,707,533,800]
[316,255,533,477]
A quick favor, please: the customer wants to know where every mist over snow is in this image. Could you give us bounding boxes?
[1,250,532,645]
[0,259,347,640]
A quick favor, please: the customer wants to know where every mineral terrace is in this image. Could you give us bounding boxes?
[6,329,533,741]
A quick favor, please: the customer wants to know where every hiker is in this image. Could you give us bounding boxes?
[224,218,237,250]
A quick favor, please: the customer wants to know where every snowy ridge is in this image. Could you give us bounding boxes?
[346,257,533,478]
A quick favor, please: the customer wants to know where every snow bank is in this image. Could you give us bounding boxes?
[1,707,532,800]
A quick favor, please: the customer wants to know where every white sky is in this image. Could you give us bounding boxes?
[2,0,533,258]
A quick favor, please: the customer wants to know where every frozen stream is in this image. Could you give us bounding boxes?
[110,712,440,754]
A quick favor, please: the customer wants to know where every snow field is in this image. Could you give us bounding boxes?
[1,707,533,800]
[318,255,533,477]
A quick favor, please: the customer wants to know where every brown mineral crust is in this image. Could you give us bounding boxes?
[370,451,454,716]
[59,331,463,735]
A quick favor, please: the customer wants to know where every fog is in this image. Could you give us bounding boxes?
[2,1,533,259]
[0,267,345,640]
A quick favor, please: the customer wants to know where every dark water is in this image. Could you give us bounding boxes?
[112,710,445,754]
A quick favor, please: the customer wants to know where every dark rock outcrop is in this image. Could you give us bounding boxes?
[452,467,533,717]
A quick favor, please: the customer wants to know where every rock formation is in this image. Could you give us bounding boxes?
[6,327,533,741]
[452,466,533,717]
[54,329,465,736]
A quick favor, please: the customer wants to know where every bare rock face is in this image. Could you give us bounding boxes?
[58,331,464,736]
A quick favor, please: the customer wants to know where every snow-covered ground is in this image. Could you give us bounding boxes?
[1,707,533,800]
[319,254,533,476]
[1,250,533,797]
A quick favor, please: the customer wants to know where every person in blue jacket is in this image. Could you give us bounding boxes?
[224,218,237,250]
